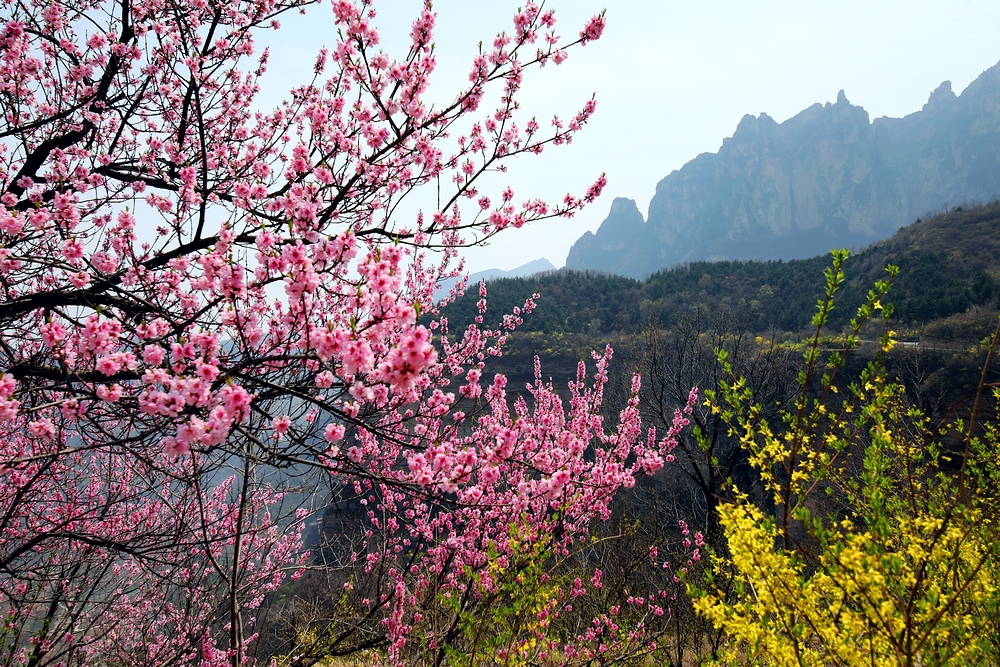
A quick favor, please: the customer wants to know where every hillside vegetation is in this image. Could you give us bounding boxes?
[445,202,1000,337]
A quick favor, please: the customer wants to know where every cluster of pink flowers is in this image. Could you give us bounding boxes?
[0,378,307,665]
[0,0,700,664]
[0,374,18,422]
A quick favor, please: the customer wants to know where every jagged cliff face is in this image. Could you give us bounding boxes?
[563,197,649,277]
[567,61,1000,279]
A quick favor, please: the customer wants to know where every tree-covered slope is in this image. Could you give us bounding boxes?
[443,201,1000,336]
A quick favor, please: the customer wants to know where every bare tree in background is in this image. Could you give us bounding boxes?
[627,308,797,546]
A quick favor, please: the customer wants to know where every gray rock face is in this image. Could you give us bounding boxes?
[565,197,648,275]
[567,60,1000,279]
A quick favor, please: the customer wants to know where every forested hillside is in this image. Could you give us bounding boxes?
[445,201,1000,336]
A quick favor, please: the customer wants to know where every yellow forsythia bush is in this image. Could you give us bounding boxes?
[692,250,1000,666]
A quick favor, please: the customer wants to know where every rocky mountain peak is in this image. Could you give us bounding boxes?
[923,80,956,112]
[566,61,1000,279]
[608,197,642,219]
[565,197,651,276]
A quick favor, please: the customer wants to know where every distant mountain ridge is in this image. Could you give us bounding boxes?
[567,60,1000,278]
[434,257,555,302]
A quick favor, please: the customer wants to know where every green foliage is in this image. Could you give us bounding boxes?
[440,270,643,335]
[443,202,1000,336]
[434,521,563,667]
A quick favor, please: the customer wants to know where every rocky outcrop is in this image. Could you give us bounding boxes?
[565,198,649,275]
[567,60,1000,279]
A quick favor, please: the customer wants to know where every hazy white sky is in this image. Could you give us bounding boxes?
[262,1,1000,274]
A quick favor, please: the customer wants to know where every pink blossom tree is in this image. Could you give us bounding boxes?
[0,432,308,667]
[0,0,693,663]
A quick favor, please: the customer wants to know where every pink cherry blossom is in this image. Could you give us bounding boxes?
[272,415,292,434]
[0,1,690,664]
